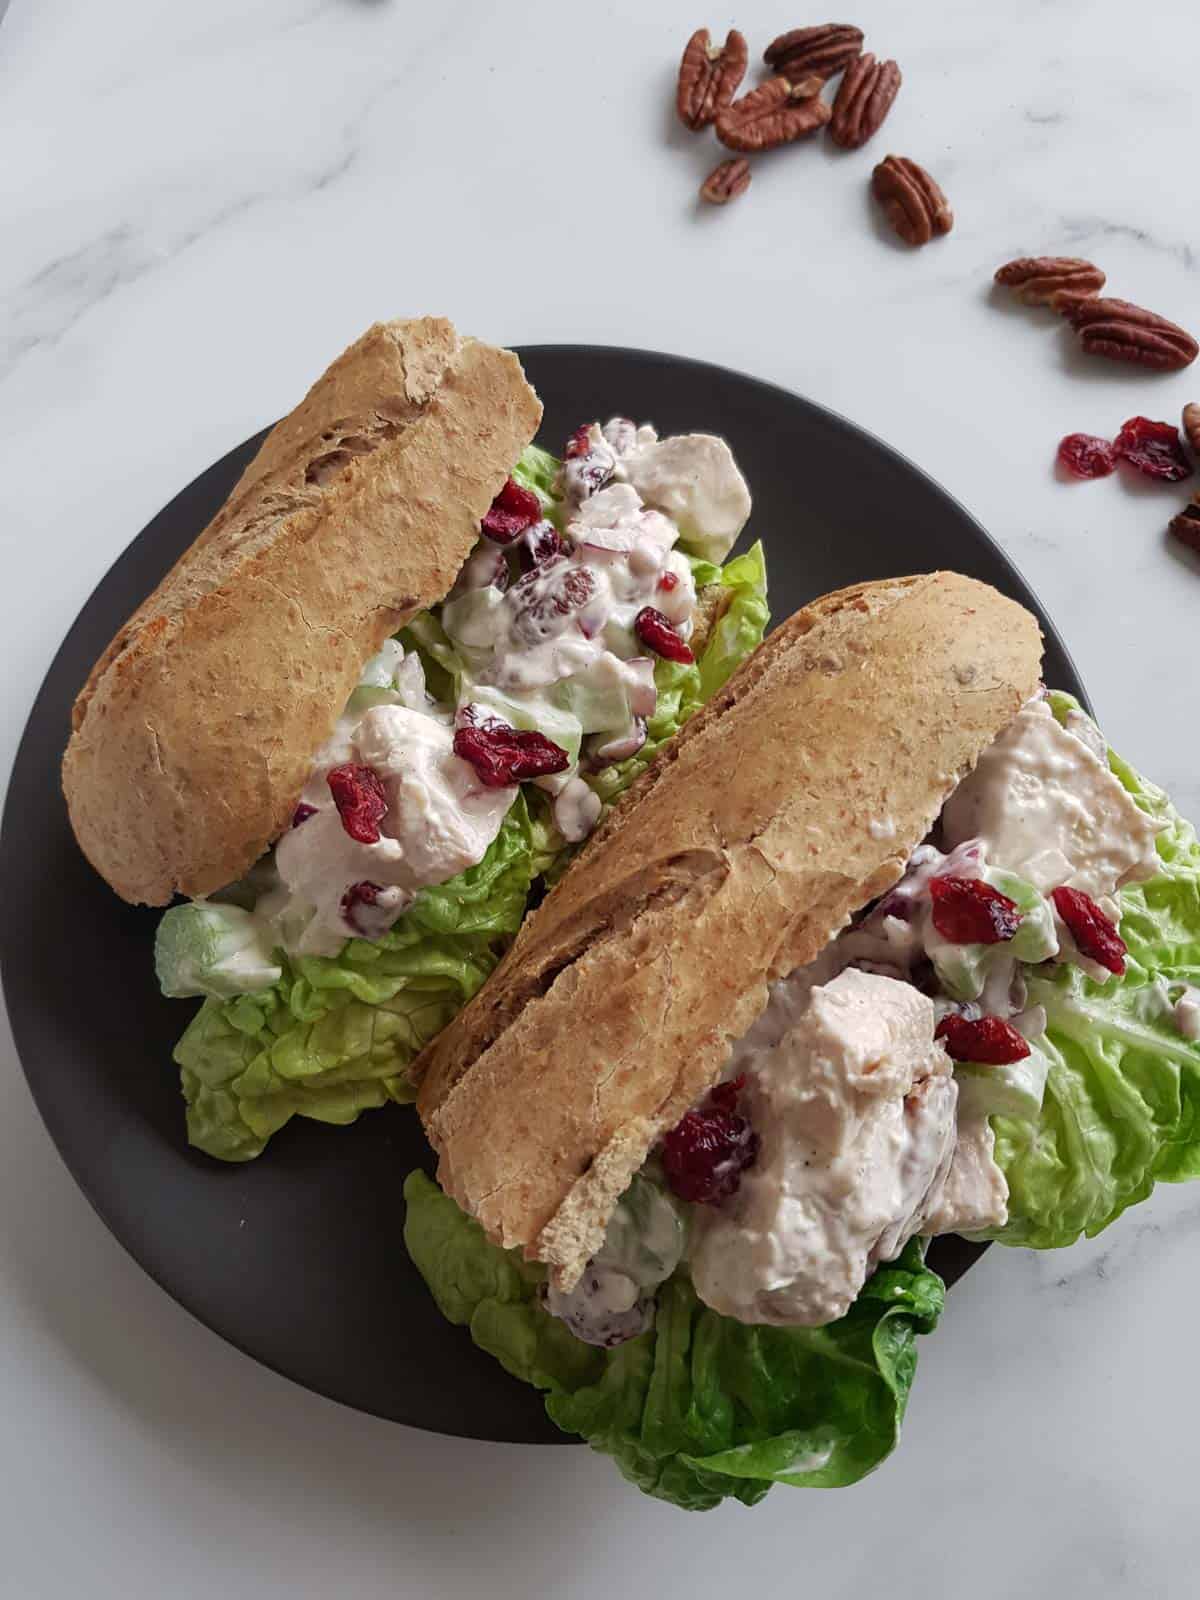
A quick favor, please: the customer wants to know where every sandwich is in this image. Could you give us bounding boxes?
[405,571,1200,1510]
[61,318,769,1159]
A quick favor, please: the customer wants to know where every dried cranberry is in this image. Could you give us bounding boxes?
[291,803,317,827]
[564,425,594,459]
[517,520,566,573]
[662,1077,758,1205]
[326,763,388,844]
[935,1013,1031,1065]
[481,477,542,544]
[708,1074,745,1113]
[1113,417,1194,483]
[929,875,1023,945]
[634,606,694,664]
[1057,433,1117,479]
[453,721,569,788]
[1051,886,1127,975]
[509,562,597,644]
[657,570,680,592]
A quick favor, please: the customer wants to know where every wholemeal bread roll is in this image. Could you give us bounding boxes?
[63,318,542,905]
[416,571,1043,1289]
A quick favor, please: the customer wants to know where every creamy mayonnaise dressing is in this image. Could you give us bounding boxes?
[561,422,752,567]
[544,1176,687,1346]
[942,698,1163,901]
[1175,988,1200,1041]
[268,700,515,956]
[689,970,958,1328]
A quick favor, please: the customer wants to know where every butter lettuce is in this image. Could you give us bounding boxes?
[510,441,561,509]
[983,692,1200,1248]
[403,1170,943,1512]
[175,800,535,1160]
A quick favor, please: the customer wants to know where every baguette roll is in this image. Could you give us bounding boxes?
[415,572,1044,1289]
[63,318,541,905]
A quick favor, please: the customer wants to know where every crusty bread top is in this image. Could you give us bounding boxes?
[62,318,541,904]
[416,572,1043,1288]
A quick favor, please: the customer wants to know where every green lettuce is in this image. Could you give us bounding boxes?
[510,442,561,509]
[175,800,536,1160]
[403,1170,944,1511]
[983,692,1200,1248]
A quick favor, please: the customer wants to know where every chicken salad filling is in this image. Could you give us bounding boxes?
[548,690,1179,1345]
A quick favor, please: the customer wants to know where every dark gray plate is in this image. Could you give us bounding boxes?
[0,346,1089,1443]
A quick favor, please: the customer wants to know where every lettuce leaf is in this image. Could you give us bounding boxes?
[403,1170,944,1511]
[175,799,535,1160]
[983,692,1200,1248]
[510,442,561,510]
[587,540,769,809]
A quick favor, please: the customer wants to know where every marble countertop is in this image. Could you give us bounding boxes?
[3,1,1199,1594]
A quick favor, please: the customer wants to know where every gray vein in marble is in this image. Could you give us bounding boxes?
[0,64,415,385]
[1035,1195,1200,1303]
[1059,217,1198,273]
[1,199,260,380]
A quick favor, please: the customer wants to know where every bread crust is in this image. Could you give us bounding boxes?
[415,572,1043,1287]
[62,318,542,904]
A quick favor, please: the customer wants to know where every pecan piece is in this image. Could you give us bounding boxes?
[1169,493,1200,557]
[994,256,1105,306]
[1060,297,1198,371]
[871,155,953,246]
[676,27,748,131]
[716,76,831,152]
[829,52,901,149]
[763,23,863,84]
[1183,402,1200,455]
[700,157,751,205]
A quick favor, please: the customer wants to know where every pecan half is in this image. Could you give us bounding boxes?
[829,52,901,149]
[871,155,953,246]
[700,157,751,205]
[1169,493,1200,557]
[716,76,831,152]
[994,256,1105,306]
[764,24,863,84]
[1060,297,1198,371]
[1183,402,1200,455]
[676,28,748,131]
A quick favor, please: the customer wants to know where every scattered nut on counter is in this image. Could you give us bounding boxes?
[871,154,953,246]
[994,256,1106,306]
[700,157,752,205]
[676,27,748,131]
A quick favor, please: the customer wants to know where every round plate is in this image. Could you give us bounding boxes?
[1,346,1089,1444]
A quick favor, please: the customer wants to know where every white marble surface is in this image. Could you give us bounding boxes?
[2,0,1199,1593]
